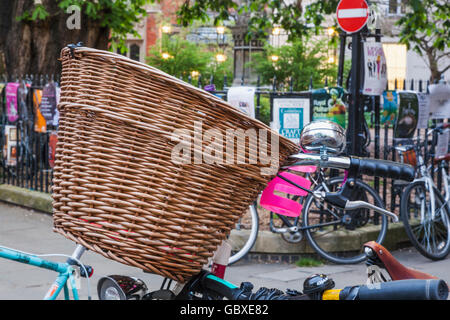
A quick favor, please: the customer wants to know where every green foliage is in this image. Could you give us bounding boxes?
[396,0,449,53]
[146,34,233,90]
[395,0,450,80]
[17,3,49,21]
[248,38,343,91]
[178,0,238,27]
[295,257,323,267]
[176,0,449,80]
[258,96,271,126]
[18,0,152,53]
[177,0,340,41]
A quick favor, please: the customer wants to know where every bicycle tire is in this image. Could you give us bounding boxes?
[302,176,388,264]
[400,180,450,260]
[228,203,259,265]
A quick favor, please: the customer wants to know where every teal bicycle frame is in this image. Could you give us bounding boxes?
[0,244,87,300]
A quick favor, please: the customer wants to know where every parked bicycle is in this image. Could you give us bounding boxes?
[227,203,259,265]
[0,244,94,300]
[396,123,450,260]
[229,121,390,265]
[97,152,449,300]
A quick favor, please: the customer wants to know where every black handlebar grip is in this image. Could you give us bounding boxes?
[356,279,449,300]
[349,157,415,182]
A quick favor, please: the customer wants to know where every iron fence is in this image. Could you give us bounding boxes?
[0,73,448,214]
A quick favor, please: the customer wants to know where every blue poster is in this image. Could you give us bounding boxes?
[381,90,398,125]
[271,97,310,144]
[279,107,303,140]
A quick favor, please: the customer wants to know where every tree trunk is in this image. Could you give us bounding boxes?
[426,48,442,83]
[0,0,110,77]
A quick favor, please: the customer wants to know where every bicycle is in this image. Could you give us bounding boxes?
[227,203,259,265]
[231,159,389,266]
[167,241,448,301]
[97,152,448,301]
[396,123,450,260]
[0,244,94,300]
[228,166,315,265]
[267,165,387,265]
[232,120,386,266]
[434,152,450,208]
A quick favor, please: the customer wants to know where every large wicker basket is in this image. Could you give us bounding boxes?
[52,46,299,282]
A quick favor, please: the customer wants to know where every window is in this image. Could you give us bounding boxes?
[130,44,140,62]
[388,0,407,15]
[382,43,407,90]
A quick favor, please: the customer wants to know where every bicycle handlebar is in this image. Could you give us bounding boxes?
[193,273,448,300]
[349,157,415,182]
[286,153,415,182]
[332,279,449,300]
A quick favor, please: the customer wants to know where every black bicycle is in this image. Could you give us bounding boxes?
[269,165,387,264]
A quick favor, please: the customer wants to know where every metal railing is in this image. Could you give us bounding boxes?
[0,73,448,214]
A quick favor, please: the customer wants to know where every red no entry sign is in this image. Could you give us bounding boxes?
[336,0,369,33]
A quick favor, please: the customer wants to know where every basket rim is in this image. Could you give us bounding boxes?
[60,45,298,151]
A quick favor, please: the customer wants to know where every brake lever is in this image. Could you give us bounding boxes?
[311,193,399,222]
[345,201,399,223]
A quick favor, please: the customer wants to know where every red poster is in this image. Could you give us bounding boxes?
[49,131,58,168]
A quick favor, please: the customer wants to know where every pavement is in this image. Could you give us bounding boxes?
[0,201,449,300]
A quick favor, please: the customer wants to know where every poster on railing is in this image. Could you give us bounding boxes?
[381,90,398,125]
[5,83,20,123]
[271,97,310,144]
[435,129,449,158]
[428,83,450,119]
[227,86,255,119]
[40,82,57,123]
[17,82,29,121]
[363,42,387,96]
[311,87,347,128]
[3,125,17,166]
[53,85,60,126]
[49,131,58,168]
[32,89,47,133]
[394,91,419,139]
[416,92,430,129]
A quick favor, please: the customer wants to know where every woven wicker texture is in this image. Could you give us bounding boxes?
[52,46,299,282]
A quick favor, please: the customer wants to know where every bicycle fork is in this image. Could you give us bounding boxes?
[417,176,437,221]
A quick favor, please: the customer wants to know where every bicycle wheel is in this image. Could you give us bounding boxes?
[228,203,259,265]
[400,180,450,260]
[302,177,388,264]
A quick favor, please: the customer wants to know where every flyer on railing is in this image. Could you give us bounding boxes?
[394,91,418,139]
[311,87,347,129]
[435,129,449,159]
[429,83,450,119]
[5,82,19,123]
[416,92,430,129]
[227,86,256,119]
[362,42,387,96]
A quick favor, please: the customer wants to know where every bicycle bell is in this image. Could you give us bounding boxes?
[299,120,346,154]
[303,273,335,300]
